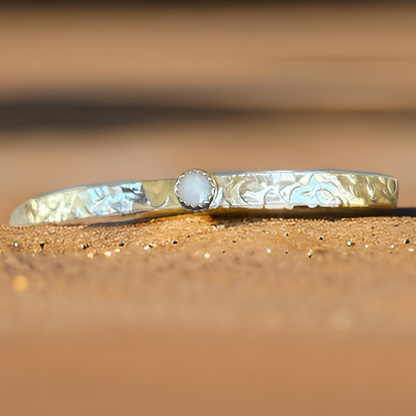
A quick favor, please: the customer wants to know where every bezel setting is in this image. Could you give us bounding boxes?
[174,168,217,211]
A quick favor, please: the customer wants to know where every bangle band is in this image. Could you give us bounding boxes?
[10,169,398,226]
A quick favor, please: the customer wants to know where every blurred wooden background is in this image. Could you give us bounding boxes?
[1,4,416,222]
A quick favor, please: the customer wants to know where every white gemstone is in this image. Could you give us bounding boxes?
[175,170,215,210]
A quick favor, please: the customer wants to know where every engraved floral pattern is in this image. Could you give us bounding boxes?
[219,171,397,209]
[10,172,398,226]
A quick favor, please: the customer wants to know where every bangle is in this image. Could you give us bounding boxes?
[10,169,398,226]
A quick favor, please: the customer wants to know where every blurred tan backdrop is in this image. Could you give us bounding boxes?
[1,4,416,223]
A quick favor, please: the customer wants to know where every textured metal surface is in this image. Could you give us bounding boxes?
[10,170,398,226]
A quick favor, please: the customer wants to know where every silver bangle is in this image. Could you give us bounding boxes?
[10,169,398,226]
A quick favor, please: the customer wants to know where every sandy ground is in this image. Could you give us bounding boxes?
[2,215,416,332]
[1,215,416,415]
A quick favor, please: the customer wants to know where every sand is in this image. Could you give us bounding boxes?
[1,214,416,332]
[0,215,416,415]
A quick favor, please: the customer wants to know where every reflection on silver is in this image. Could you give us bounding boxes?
[10,170,398,226]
